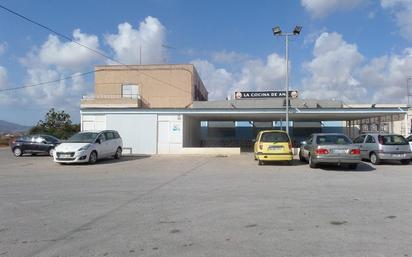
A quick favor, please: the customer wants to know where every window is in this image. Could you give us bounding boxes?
[379,135,408,145]
[104,132,114,140]
[353,135,365,144]
[365,135,375,143]
[122,84,139,99]
[260,132,289,143]
[113,132,120,139]
[97,133,106,142]
[316,135,351,145]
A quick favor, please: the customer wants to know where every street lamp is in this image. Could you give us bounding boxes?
[272,25,302,134]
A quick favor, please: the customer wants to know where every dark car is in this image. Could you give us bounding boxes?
[10,134,61,157]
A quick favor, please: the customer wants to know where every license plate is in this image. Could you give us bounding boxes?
[268,146,283,150]
[60,154,71,158]
[392,154,403,158]
[333,149,347,154]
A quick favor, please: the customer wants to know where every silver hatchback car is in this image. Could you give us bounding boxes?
[353,133,412,165]
[299,133,361,169]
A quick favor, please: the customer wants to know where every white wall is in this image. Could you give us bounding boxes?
[157,115,183,154]
[106,114,157,155]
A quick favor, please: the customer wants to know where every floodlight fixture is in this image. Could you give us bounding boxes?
[272,26,282,36]
[293,25,302,35]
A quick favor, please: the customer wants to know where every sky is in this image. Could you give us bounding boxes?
[0,0,412,125]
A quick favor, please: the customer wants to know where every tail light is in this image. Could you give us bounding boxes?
[259,143,263,150]
[315,148,329,155]
[351,149,361,155]
[288,142,292,149]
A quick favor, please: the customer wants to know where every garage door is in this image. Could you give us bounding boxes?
[106,114,157,155]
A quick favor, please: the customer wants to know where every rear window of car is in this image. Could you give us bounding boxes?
[316,135,352,145]
[260,132,289,143]
[379,135,408,145]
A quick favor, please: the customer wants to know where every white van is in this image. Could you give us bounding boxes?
[53,130,123,164]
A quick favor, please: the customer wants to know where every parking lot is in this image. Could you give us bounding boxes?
[1,148,412,257]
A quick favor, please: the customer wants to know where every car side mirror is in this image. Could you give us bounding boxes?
[96,139,101,144]
[42,140,48,144]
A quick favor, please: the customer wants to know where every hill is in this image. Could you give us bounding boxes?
[0,120,31,134]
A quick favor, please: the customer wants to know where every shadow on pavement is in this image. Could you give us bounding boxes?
[319,162,375,172]
[260,159,308,166]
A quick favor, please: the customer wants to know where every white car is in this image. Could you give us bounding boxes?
[53,130,123,164]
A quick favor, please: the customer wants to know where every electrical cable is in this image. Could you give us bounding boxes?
[0,4,192,95]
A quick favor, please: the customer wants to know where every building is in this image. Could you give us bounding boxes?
[80,64,411,155]
[81,64,208,109]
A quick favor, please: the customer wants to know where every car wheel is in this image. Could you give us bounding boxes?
[89,151,98,164]
[299,150,306,162]
[309,155,317,168]
[13,147,23,157]
[114,147,122,159]
[348,164,358,170]
[370,152,381,165]
[401,159,410,165]
[49,148,54,157]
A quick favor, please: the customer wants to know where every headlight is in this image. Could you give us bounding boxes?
[78,144,91,151]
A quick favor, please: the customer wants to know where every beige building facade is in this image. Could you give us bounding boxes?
[81,64,208,109]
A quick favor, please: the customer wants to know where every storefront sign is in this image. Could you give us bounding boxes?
[234,90,298,99]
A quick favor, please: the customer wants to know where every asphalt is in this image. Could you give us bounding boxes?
[0,148,412,257]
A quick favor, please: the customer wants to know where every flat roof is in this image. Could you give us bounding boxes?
[191,98,343,109]
[81,106,407,122]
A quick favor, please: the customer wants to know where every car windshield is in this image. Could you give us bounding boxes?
[316,135,352,145]
[260,132,289,143]
[67,132,98,143]
[379,135,408,145]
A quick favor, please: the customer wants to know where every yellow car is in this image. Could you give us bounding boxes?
[253,130,293,165]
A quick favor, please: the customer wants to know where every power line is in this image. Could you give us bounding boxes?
[0,71,95,92]
[0,4,191,95]
[0,4,116,63]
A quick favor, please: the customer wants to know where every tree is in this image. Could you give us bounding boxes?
[29,108,80,139]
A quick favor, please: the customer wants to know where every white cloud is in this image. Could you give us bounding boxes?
[302,31,412,103]
[192,52,286,100]
[191,59,235,100]
[302,32,366,101]
[105,16,167,64]
[301,0,367,18]
[34,29,101,70]
[381,0,412,41]
[360,48,412,103]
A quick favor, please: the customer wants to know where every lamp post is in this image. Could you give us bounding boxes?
[272,25,302,134]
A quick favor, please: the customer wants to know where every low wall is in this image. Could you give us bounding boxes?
[178,147,241,155]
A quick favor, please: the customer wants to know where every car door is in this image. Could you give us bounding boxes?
[302,135,313,159]
[36,136,51,153]
[96,133,108,157]
[254,132,261,153]
[407,136,412,152]
[363,135,376,159]
[104,131,116,156]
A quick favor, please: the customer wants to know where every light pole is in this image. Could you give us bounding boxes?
[272,25,302,134]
